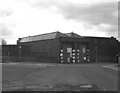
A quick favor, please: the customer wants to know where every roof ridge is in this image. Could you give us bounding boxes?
[55,31,69,38]
[20,31,60,39]
[19,31,68,42]
[65,32,81,38]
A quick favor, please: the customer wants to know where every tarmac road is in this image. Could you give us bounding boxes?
[2,63,118,91]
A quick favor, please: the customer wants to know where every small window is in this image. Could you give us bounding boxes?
[73,60,75,63]
[72,53,75,55]
[83,48,86,53]
[72,50,75,52]
[73,57,75,59]
[83,57,86,60]
[60,53,63,56]
[61,49,63,52]
[67,48,72,53]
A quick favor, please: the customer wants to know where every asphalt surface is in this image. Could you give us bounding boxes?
[2,63,118,91]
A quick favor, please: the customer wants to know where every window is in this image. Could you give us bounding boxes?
[61,49,63,52]
[60,53,63,56]
[67,48,72,53]
[83,48,86,53]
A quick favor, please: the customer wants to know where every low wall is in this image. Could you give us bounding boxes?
[2,55,118,63]
[21,57,36,62]
[97,56,116,62]
[2,56,58,63]
[36,57,58,63]
[2,56,18,62]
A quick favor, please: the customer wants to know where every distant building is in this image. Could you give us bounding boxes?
[2,31,119,63]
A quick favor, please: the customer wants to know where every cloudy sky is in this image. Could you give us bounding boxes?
[0,0,119,44]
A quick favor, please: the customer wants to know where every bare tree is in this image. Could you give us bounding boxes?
[0,39,7,45]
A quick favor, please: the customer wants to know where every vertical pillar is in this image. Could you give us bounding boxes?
[8,51,9,62]
[95,46,98,63]
[95,39,98,63]
[74,42,78,63]
[19,46,21,62]
[86,49,90,62]
[72,49,75,63]
[59,40,64,63]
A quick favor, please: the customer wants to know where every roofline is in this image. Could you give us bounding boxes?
[18,31,118,42]
[18,38,61,43]
[82,36,116,39]
[18,31,62,39]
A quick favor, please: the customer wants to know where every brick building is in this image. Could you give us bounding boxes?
[12,31,119,63]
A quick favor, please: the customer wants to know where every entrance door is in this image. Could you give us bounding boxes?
[62,44,73,63]
[77,44,87,63]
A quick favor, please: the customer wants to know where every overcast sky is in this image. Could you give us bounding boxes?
[0,0,119,44]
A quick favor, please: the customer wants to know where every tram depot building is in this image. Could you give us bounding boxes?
[2,31,119,63]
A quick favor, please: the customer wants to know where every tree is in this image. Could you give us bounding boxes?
[0,39,7,45]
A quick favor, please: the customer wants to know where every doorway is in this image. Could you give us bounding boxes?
[77,44,87,63]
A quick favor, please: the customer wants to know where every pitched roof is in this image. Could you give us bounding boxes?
[65,32,81,38]
[19,31,69,43]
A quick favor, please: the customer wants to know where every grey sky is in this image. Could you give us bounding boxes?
[0,0,119,44]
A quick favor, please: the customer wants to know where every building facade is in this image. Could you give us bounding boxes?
[13,31,119,63]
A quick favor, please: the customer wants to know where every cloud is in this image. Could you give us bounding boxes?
[0,0,118,44]
[56,2,118,37]
[30,0,58,8]
[0,23,13,38]
[30,1,118,37]
[0,9,13,18]
[59,2,117,25]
